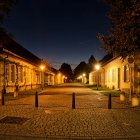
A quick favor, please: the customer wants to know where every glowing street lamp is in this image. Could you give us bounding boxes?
[95,64,100,70]
[40,65,45,89]
[83,73,86,77]
[40,65,45,71]
[79,75,82,79]
[82,73,86,83]
[95,64,100,90]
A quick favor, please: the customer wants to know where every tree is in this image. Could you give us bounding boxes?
[73,61,88,80]
[0,0,18,43]
[0,0,18,47]
[0,0,18,24]
[59,63,73,82]
[88,55,97,72]
[98,0,140,59]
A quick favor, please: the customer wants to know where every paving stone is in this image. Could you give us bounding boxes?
[0,83,140,139]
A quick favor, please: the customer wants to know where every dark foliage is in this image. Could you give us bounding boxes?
[73,61,88,79]
[98,0,140,59]
[88,55,97,72]
[0,0,18,24]
[59,63,73,82]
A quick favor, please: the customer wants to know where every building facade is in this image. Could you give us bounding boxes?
[89,51,140,95]
[0,36,64,97]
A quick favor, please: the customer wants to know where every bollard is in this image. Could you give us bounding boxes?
[132,95,139,107]
[35,91,38,107]
[72,92,75,109]
[120,91,125,102]
[108,93,112,109]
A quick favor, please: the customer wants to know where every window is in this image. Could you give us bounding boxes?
[26,68,30,83]
[101,72,104,83]
[108,70,111,82]
[123,65,130,82]
[5,63,9,82]
[19,66,23,82]
[112,69,116,83]
[11,65,15,83]
[36,71,41,84]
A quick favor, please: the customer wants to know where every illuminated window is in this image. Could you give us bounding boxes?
[36,71,41,84]
[11,65,15,83]
[26,68,30,83]
[112,69,116,83]
[19,66,23,82]
[108,70,111,82]
[123,65,130,82]
[5,63,9,82]
[101,72,104,82]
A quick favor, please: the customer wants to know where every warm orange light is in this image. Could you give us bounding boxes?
[58,73,61,77]
[79,75,82,79]
[95,64,100,70]
[83,73,86,77]
[40,65,45,70]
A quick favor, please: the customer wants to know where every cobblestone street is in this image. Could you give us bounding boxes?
[0,83,140,140]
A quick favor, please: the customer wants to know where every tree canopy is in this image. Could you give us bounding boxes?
[73,61,88,79]
[73,55,97,80]
[88,55,97,72]
[59,63,73,82]
[0,0,18,24]
[0,0,18,43]
[98,0,140,58]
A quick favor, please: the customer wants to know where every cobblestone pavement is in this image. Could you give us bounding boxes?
[0,83,140,140]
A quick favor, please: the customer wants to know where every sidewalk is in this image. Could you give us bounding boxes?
[0,85,140,140]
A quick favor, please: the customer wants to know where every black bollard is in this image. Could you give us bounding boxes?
[108,93,112,109]
[72,92,75,109]
[35,91,38,107]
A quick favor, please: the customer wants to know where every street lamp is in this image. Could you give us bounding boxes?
[82,73,86,84]
[40,65,45,71]
[40,65,45,89]
[95,64,100,90]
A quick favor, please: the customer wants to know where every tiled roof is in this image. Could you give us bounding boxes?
[0,33,41,66]
[99,53,113,66]
[51,67,59,74]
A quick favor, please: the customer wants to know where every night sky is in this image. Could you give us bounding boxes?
[5,0,110,69]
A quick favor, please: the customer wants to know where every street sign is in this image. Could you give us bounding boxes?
[128,57,134,64]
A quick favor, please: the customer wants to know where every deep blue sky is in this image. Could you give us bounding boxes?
[5,0,110,69]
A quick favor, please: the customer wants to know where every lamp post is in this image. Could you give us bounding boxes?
[95,64,100,90]
[58,73,61,84]
[40,65,45,90]
[128,56,134,101]
[82,73,86,84]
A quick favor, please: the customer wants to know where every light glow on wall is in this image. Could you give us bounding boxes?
[40,65,45,71]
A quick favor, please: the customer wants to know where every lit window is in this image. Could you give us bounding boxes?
[11,65,15,83]
[112,69,116,83]
[19,66,23,82]
[123,65,130,82]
